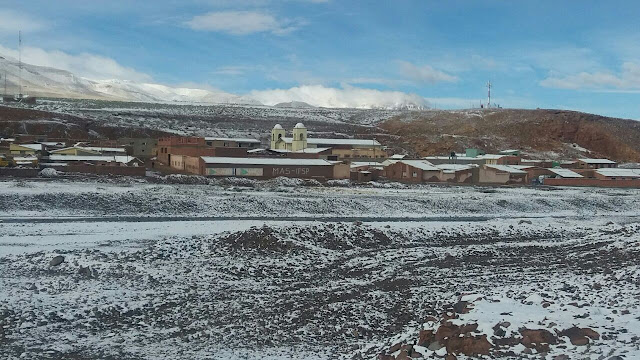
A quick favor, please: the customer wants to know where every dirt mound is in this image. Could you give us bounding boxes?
[217,226,301,252]
[215,223,394,253]
[380,108,640,162]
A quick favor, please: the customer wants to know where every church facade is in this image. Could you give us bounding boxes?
[270,123,386,160]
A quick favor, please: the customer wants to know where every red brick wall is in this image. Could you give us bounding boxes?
[544,178,640,188]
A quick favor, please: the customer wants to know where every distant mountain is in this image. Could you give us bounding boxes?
[0,55,254,104]
[0,55,426,110]
[273,101,316,108]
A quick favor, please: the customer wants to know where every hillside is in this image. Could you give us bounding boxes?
[380,108,640,162]
[0,105,170,140]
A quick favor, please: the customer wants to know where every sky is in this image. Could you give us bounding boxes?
[0,0,639,118]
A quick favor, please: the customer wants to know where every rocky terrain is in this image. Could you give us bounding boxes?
[0,179,639,359]
[381,108,640,162]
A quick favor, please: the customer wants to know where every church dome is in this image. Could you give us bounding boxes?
[273,124,283,130]
[294,122,305,129]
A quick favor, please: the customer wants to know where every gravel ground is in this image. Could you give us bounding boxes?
[0,180,639,359]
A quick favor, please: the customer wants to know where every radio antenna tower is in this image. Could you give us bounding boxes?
[486,81,491,109]
[19,30,23,97]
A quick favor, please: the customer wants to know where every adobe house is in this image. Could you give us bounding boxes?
[384,160,442,183]
[435,164,478,183]
[575,158,617,169]
[479,165,528,185]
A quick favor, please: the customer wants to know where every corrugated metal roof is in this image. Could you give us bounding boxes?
[548,168,583,178]
[399,160,440,171]
[15,144,43,151]
[204,137,261,143]
[201,156,333,166]
[485,165,527,174]
[435,164,474,172]
[48,155,138,164]
[595,168,640,178]
[579,158,617,164]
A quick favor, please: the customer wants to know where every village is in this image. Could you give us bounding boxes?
[1,122,638,188]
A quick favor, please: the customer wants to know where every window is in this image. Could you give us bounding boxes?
[206,141,212,146]
[412,172,417,178]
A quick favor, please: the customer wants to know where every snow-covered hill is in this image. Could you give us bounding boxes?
[0,55,428,110]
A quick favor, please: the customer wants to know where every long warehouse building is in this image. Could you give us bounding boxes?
[200,156,349,180]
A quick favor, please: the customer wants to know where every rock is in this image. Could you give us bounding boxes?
[452,301,469,314]
[427,341,444,351]
[572,337,589,346]
[445,354,457,360]
[553,355,570,360]
[519,328,557,352]
[557,327,599,346]
[418,330,435,347]
[50,256,65,266]
[388,343,402,353]
[493,323,506,337]
[518,220,533,225]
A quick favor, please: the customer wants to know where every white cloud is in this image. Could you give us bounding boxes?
[540,62,640,91]
[249,84,428,108]
[0,10,46,34]
[525,47,600,73]
[0,44,152,82]
[186,11,302,35]
[214,65,253,75]
[398,61,458,84]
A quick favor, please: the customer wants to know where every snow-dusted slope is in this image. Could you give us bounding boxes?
[0,55,427,109]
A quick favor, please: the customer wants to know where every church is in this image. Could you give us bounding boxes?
[270,123,386,160]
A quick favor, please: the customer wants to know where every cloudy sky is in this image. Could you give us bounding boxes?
[1,0,639,118]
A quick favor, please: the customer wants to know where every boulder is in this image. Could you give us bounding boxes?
[557,326,599,346]
[50,255,65,266]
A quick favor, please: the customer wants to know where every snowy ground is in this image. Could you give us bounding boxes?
[1,178,639,359]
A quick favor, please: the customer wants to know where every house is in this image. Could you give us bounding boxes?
[510,165,554,181]
[270,123,386,160]
[481,154,521,165]
[11,156,39,167]
[479,165,528,185]
[594,168,640,180]
[200,156,349,180]
[119,138,158,158]
[384,159,441,183]
[204,137,261,148]
[547,168,584,179]
[575,158,617,169]
[465,148,486,157]
[47,155,143,166]
[157,136,250,171]
[10,143,43,155]
[435,164,477,183]
[50,147,103,156]
[424,151,520,166]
